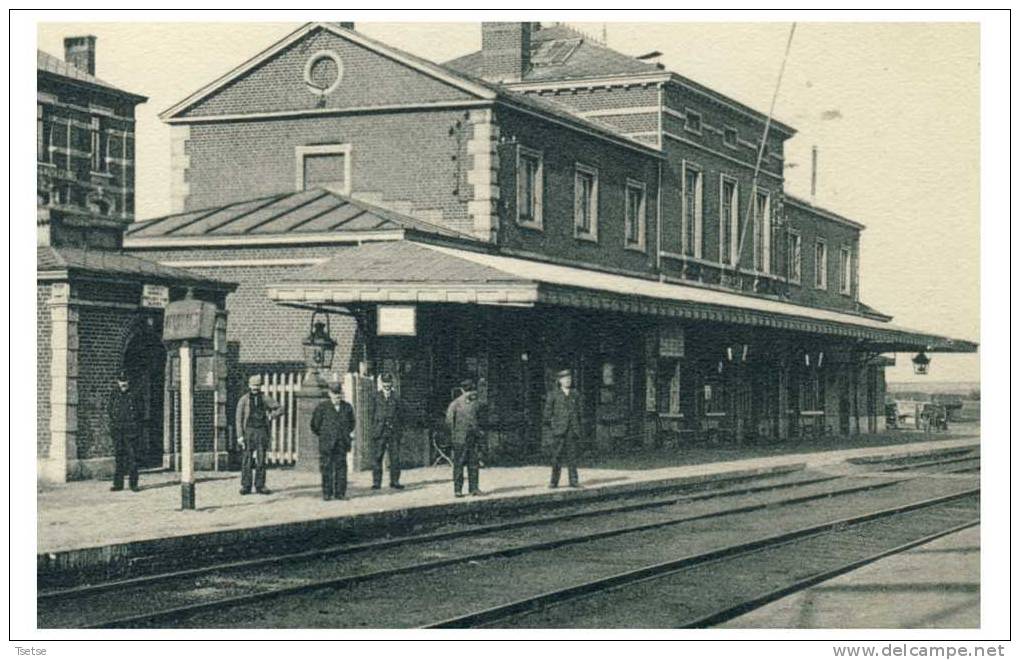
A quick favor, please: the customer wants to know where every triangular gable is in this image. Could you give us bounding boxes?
[162,23,495,121]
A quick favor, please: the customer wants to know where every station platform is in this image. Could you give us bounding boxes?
[719,525,980,628]
[37,429,979,585]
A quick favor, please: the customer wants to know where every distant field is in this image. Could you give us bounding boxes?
[887,381,980,397]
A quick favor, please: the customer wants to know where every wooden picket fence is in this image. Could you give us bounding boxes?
[263,371,301,465]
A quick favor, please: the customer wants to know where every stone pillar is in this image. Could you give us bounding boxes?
[295,369,328,471]
[466,108,500,242]
[43,283,78,483]
[212,310,229,470]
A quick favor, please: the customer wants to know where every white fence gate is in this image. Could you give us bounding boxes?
[263,371,301,465]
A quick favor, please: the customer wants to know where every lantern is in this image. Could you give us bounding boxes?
[912,351,931,376]
[302,309,336,371]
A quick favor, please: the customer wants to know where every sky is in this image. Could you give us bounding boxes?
[37,20,980,384]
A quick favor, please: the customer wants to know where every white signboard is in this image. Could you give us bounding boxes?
[142,284,169,309]
[377,305,417,336]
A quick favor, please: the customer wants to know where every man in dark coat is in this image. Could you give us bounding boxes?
[542,368,583,488]
[370,373,405,490]
[236,374,283,495]
[446,378,483,497]
[107,372,140,492]
[310,379,356,501]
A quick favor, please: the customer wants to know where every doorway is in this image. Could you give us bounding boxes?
[123,324,167,468]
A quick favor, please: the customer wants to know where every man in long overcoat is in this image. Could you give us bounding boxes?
[310,379,356,501]
[107,372,141,492]
[370,373,406,490]
[446,378,483,497]
[235,374,283,495]
[542,368,583,488]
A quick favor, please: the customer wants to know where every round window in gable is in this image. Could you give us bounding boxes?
[304,50,343,97]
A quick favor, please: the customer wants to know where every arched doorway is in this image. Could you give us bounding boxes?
[123,324,167,468]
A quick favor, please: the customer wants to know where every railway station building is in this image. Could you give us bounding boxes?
[37,38,234,482]
[122,22,976,471]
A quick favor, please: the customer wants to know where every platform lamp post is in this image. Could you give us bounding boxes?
[295,308,337,471]
[911,351,931,376]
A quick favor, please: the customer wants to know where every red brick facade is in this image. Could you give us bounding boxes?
[116,22,925,471]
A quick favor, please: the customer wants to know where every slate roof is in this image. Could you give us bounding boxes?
[282,240,523,284]
[37,49,147,101]
[444,24,664,82]
[444,24,796,136]
[318,24,660,153]
[125,188,478,241]
[38,245,234,289]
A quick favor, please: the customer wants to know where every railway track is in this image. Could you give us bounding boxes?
[434,491,978,628]
[40,462,977,629]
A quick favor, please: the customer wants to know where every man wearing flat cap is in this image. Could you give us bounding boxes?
[446,378,484,497]
[235,374,283,495]
[310,377,356,501]
[107,372,141,492]
[542,368,583,488]
[369,372,406,490]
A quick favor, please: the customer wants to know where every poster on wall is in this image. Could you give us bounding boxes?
[659,325,685,358]
[645,330,658,412]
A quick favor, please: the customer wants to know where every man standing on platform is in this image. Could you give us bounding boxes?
[446,378,483,497]
[370,373,405,490]
[236,374,283,495]
[107,372,140,492]
[310,378,356,501]
[542,368,583,488]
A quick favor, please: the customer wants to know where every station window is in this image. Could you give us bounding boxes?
[703,377,729,415]
[787,230,802,284]
[625,179,646,250]
[719,176,738,265]
[574,163,599,241]
[37,105,52,164]
[682,162,703,257]
[753,189,771,272]
[295,143,352,194]
[516,147,543,229]
[684,109,702,135]
[815,239,828,290]
[723,126,738,148]
[90,117,107,173]
[839,246,852,295]
[799,368,825,412]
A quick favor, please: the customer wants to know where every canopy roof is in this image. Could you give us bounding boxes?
[38,245,235,291]
[267,240,977,354]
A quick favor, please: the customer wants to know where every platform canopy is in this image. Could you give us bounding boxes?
[267,239,977,354]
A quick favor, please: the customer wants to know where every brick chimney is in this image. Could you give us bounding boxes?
[63,35,97,75]
[481,22,532,83]
[337,22,355,30]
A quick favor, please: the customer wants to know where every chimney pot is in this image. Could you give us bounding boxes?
[481,22,532,83]
[338,22,355,31]
[64,35,97,75]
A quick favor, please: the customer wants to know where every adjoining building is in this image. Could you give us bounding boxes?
[123,22,976,470]
[37,37,235,482]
